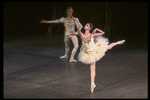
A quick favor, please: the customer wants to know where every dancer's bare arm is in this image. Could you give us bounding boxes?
[75,18,83,35]
[92,28,105,36]
[73,17,83,39]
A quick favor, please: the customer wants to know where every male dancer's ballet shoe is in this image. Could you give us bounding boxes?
[116,40,125,45]
[69,59,77,62]
[91,83,96,93]
[60,55,68,59]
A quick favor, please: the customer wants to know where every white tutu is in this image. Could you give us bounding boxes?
[78,36,109,64]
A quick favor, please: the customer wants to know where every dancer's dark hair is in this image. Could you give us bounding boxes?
[88,23,93,31]
[66,7,73,14]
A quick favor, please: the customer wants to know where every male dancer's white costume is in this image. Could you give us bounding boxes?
[47,17,83,62]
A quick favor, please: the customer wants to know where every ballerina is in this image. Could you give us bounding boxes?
[72,17,125,93]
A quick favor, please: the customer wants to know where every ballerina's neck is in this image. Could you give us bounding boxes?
[84,33,94,39]
[84,31,91,37]
[85,29,90,34]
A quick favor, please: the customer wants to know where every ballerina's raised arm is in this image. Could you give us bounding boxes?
[72,17,84,40]
[91,28,105,36]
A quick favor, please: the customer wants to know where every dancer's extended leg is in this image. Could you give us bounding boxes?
[90,62,96,93]
[107,40,125,50]
[69,36,79,62]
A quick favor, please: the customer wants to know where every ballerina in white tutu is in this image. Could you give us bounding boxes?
[72,17,125,93]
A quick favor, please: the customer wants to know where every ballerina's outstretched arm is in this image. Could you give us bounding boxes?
[73,17,84,40]
[92,28,105,36]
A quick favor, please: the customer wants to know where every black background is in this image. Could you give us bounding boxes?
[3,2,148,46]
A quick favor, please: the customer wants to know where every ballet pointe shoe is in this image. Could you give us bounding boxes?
[116,40,125,45]
[91,82,96,93]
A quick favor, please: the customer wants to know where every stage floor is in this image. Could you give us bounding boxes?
[3,35,147,98]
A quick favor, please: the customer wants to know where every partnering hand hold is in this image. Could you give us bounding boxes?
[72,16,76,21]
[70,32,76,35]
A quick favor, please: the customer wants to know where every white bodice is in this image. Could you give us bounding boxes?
[82,36,97,52]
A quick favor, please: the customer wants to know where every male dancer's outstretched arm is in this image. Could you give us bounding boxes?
[40,17,65,24]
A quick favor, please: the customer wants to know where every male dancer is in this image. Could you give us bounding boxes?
[40,7,83,62]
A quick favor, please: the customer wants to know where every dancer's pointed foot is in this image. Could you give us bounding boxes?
[91,83,96,93]
[69,59,77,63]
[107,40,125,50]
[60,55,68,59]
[116,40,125,45]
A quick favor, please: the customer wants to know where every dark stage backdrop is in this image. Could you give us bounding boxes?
[3,2,147,46]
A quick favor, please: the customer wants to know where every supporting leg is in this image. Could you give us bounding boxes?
[69,36,79,62]
[90,62,96,93]
[60,36,70,59]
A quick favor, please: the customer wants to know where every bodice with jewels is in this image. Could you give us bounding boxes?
[63,18,75,33]
[82,35,98,51]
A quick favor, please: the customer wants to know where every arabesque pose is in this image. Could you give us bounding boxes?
[72,17,125,93]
